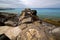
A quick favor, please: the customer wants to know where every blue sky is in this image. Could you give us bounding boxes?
[0,0,60,8]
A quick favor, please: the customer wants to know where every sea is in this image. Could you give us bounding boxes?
[0,8,60,19]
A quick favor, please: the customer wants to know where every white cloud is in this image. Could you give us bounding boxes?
[20,0,60,8]
[0,0,60,8]
[0,0,26,8]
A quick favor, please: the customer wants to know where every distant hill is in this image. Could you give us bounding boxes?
[0,8,15,10]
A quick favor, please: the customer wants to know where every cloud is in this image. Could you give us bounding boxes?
[0,0,27,8]
[0,0,60,8]
[20,0,60,8]
[0,3,26,8]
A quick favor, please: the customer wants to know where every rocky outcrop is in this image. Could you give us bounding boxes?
[0,12,19,26]
[0,8,60,40]
[17,22,55,40]
[16,8,55,40]
[51,27,60,40]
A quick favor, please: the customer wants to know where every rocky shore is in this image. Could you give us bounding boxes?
[0,12,19,26]
[0,8,60,40]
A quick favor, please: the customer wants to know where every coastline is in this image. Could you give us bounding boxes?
[0,12,60,27]
[0,8,60,40]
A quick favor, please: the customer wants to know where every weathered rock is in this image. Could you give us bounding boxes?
[0,8,56,40]
[0,21,5,26]
[19,8,40,24]
[0,12,19,26]
[31,10,37,16]
[51,27,60,40]
[21,17,33,23]
[16,8,55,40]
[17,22,55,40]
[0,26,14,34]
[5,21,17,27]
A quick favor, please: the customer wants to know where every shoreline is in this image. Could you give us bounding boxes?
[0,12,60,26]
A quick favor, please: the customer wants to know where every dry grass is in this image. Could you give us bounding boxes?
[44,18,60,26]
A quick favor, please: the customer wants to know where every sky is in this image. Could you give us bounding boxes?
[0,0,60,8]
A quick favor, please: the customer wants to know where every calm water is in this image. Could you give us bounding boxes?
[0,8,60,17]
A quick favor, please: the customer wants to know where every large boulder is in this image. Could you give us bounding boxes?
[51,27,60,40]
[19,8,40,24]
[17,21,55,40]
[4,21,18,27]
[0,12,19,26]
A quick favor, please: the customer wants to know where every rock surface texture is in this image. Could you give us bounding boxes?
[0,12,19,26]
[16,8,55,40]
[0,8,60,40]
